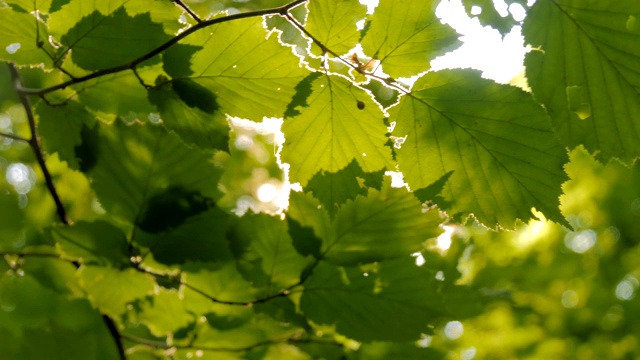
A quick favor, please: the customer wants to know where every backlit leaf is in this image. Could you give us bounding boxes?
[392,69,568,228]
[305,0,367,56]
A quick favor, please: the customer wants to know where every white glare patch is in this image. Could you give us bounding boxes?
[470,5,482,15]
[561,289,578,308]
[356,19,365,30]
[417,334,432,348]
[564,229,597,254]
[412,252,425,266]
[256,183,278,203]
[234,134,254,150]
[509,3,527,21]
[386,171,406,188]
[148,113,162,124]
[435,271,445,281]
[6,43,20,54]
[493,0,509,17]
[444,321,464,340]
[436,225,455,252]
[461,347,477,360]
[6,163,35,194]
[615,276,638,301]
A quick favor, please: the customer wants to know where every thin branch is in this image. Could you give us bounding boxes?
[7,64,70,226]
[19,0,309,97]
[171,0,202,23]
[0,131,29,142]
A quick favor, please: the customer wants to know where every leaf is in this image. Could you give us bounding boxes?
[36,100,95,169]
[281,75,393,185]
[360,0,461,78]
[350,342,444,360]
[57,7,170,71]
[300,258,481,342]
[0,191,25,251]
[230,213,312,295]
[0,9,54,67]
[305,0,367,56]
[523,0,640,163]
[50,220,129,267]
[462,0,527,36]
[324,179,443,265]
[148,82,229,150]
[4,0,53,13]
[163,17,309,121]
[306,160,374,217]
[78,266,155,317]
[391,69,568,228]
[137,290,193,336]
[90,120,222,226]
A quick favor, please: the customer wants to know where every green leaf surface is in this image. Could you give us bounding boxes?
[4,0,53,13]
[164,17,309,121]
[50,220,129,266]
[36,100,95,169]
[58,7,170,71]
[231,213,312,295]
[137,290,193,336]
[305,0,367,56]
[306,160,371,217]
[360,0,460,78]
[90,120,222,226]
[462,0,527,35]
[0,192,25,250]
[523,0,640,163]
[148,82,229,150]
[300,258,479,342]
[392,69,568,228]
[0,9,54,67]
[282,75,393,185]
[78,265,155,317]
[324,180,443,265]
[350,342,444,359]
[183,262,258,304]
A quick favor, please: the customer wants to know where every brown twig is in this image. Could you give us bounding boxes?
[0,131,29,142]
[171,0,202,23]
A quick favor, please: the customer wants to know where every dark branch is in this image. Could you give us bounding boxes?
[0,131,29,142]
[7,64,70,226]
[20,0,309,97]
[171,0,202,23]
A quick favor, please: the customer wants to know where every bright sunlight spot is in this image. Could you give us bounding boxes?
[444,321,464,340]
[436,225,455,252]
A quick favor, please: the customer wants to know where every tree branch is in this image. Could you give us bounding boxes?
[171,0,202,23]
[0,131,29,142]
[19,0,309,97]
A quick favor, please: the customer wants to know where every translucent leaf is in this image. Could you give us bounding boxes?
[0,192,25,251]
[90,120,222,226]
[137,290,193,336]
[349,342,444,359]
[57,7,170,71]
[300,258,480,342]
[360,0,460,78]
[230,213,313,295]
[391,69,568,228]
[0,9,55,67]
[78,266,155,317]
[461,0,527,35]
[281,75,393,185]
[36,100,95,169]
[183,262,257,304]
[50,220,129,267]
[324,180,443,265]
[163,17,309,121]
[305,0,367,56]
[523,0,640,163]
[4,0,53,13]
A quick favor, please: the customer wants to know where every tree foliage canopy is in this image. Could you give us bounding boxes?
[1,0,639,359]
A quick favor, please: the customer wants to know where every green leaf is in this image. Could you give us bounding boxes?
[50,220,129,266]
[300,258,480,342]
[360,0,460,78]
[90,120,222,226]
[148,82,229,150]
[391,69,568,228]
[230,213,312,295]
[462,0,527,35]
[305,0,367,56]
[523,0,640,163]
[0,192,25,251]
[281,75,393,185]
[137,290,193,336]
[0,9,54,67]
[324,180,443,265]
[306,160,381,217]
[350,342,444,359]
[78,266,155,317]
[183,263,258,304]
[36,100,95,169]
[163,17,310,121]
[58,7,169,71]
[4,0,53,13]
